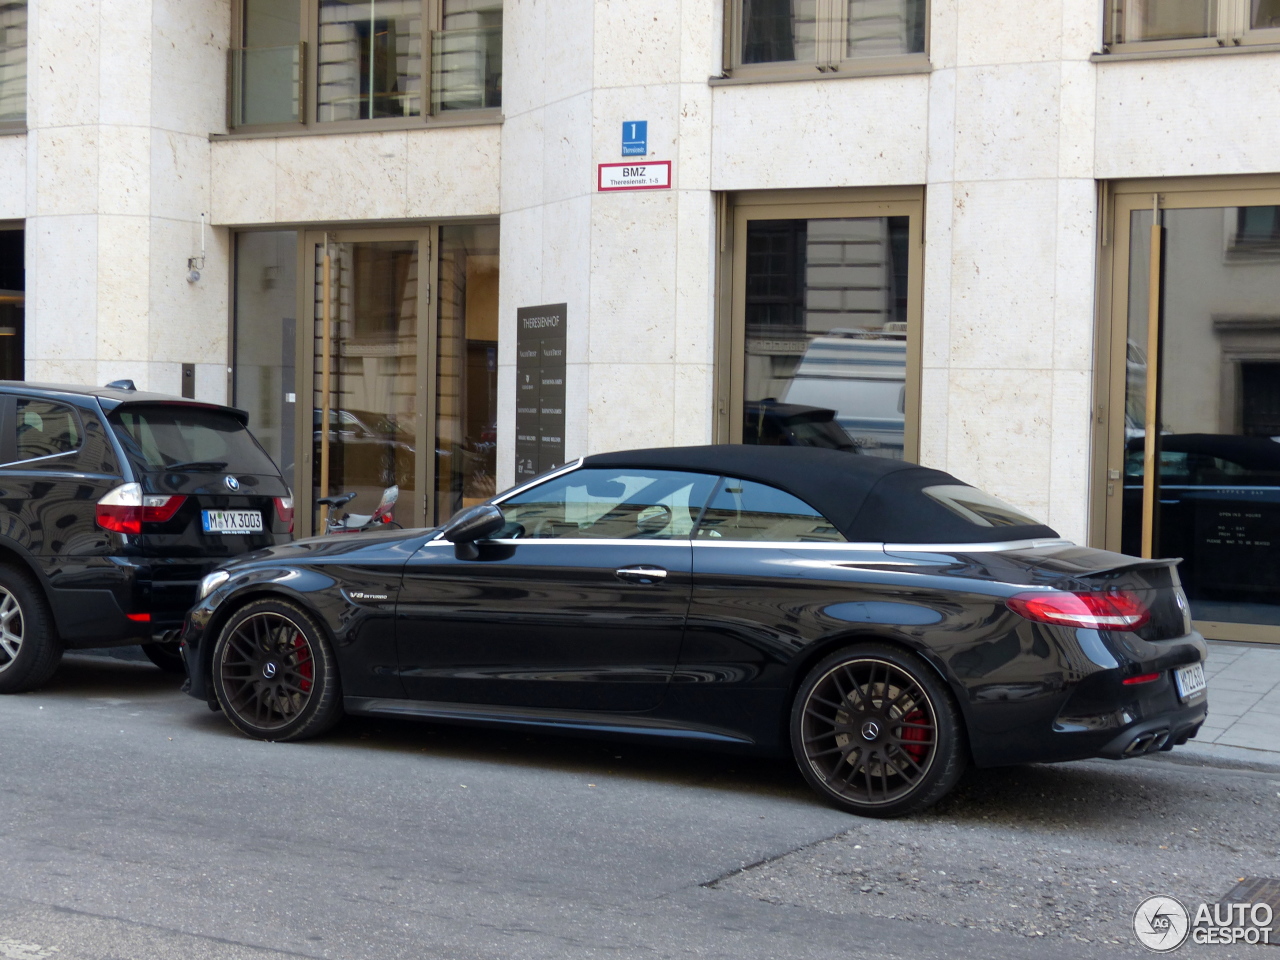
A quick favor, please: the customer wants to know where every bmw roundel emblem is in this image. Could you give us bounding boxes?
[225,475,240,491]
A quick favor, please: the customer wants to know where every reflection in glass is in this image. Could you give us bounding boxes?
[0,1,25,123]
[0,228,23,381]
[501,469,718,540]
[432,0,502,112]
[742,0,816,64]
[847,0,925,57]
[233,231,298,493]
[1253,0,1280,27]
[696,478,844,542]
[436,224,499,523]
[1108,0,1216,42]
[232,0,302,127]
[313,240,419,525]
[743,216,909,458]
[1122,205,1280,627]
[318,0,422,121]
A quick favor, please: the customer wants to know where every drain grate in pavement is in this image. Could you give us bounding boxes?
[1222,877,1280,947]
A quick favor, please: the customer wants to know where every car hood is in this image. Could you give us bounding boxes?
[223,525,442,569]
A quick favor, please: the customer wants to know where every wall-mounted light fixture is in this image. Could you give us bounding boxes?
[187,212,207,283]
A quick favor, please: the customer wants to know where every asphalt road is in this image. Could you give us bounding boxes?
[1,653,1276,960]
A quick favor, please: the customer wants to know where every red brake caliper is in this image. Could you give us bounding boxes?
[899,709,928,763]
[293,632,313,693]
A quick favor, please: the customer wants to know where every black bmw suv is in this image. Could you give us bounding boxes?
[0,381,292,693]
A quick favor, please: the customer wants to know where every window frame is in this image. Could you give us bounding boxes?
[721,0,930,83]
[227,0,502,135]
[1101,0,1280,55]
[0,0,27,133]
[715,187,926,463]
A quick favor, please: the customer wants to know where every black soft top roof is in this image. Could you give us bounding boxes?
[582,445,1059,544]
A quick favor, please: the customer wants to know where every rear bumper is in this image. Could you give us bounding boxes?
[965,628,1210,767]
[48,556,222,647]
[1096,700,1208,759]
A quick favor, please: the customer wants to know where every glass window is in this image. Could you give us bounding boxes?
[1254,0,1280,26]
[432,0,503,112]
[500,468,719,540]
[846,0,926,57]
[15,399,80,461]
[922,484,1041,529]
[232,0,303,126]
[435,223,499,522]
[743,216,910,458]
[695,478,845,542]
[108,405,279,475]
[0,0,25,124]
[234,232,298,495]
[1109,0,1216,42]
[230,1,502,129]
[318,0,423,121]
[742,0,817,64]
[1106,0,1280,44]
[738,0,923,68]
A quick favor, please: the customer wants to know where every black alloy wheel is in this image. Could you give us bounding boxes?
[211,598,343,741]
[791,644,966,818]
[0,565,62,694]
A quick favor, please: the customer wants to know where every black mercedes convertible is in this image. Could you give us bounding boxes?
[180,446,1208,817]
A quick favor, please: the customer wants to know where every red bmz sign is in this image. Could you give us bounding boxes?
[598,161,672,192]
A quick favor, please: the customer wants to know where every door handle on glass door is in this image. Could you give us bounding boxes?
[615,566,668,584]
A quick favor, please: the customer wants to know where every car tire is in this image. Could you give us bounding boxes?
[211,598,343,741]
[141,642,186,674]
[0,565,62,694]
[790,643,967,818]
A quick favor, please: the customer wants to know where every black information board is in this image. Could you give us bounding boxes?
[515,303,567,482]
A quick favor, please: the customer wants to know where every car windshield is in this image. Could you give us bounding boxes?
[109,405,280,475]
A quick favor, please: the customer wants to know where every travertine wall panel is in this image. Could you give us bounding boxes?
[1095,54,1280,178]
[211,126,501,225]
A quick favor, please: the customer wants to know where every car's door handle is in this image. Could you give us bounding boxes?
[615,566,668,584]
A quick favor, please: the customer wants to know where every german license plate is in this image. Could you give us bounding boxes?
[201,509,264,535]
[1174,662,1207,701]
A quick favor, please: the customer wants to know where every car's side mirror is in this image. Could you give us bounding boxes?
[440,503,506,559]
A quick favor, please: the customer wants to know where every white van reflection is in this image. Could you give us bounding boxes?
[779,329,906,458]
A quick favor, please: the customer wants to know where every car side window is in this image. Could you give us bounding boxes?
[15,398,82,462]
[695,478,845,543]
[499,468,719,540]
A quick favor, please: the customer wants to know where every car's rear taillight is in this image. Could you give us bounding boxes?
[1006,590,1151,631]
[143,494,186,523]
[274,496,294,533]
[97,484,186,534]
[96,482,144,534]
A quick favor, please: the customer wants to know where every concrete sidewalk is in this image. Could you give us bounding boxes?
[1182,639,1280,764]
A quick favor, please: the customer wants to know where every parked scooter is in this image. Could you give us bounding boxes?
[317,485,401,535]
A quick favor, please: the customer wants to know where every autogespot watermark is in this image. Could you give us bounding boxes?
[1133,894,1275,951]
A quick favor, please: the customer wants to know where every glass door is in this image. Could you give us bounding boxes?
[303,229,432,533]
[1105,184,1280,643]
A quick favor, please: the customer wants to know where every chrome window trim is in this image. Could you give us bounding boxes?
[492,459,584,504]
[0,448,81,468]
[884,538,1075,553]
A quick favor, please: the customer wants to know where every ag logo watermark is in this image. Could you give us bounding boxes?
[1134,894,1275,951]
[1133,896,1190,952]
